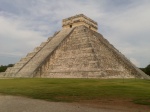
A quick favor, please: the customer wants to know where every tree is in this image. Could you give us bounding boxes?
[140,64,150,76]
[0,65,7,72]
[145,64,150,76]
[0,64,14,72]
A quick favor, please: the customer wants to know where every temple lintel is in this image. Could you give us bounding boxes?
[62,14,98,32]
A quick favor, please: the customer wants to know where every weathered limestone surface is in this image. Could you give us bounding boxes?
[0,72,4,77]
[39,26,148,79]
[4,14,149,79]
[13,28,74,77]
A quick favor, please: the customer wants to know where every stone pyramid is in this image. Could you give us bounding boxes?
[4,14,149,79]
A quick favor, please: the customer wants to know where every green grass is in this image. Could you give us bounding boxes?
[0,78,150,105]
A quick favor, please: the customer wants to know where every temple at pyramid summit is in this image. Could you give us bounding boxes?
[4,14,149,79]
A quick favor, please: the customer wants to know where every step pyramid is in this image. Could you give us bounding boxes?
[4,14,149,79]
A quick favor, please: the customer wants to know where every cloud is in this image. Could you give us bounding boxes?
[0,0,150,67]
[99,0,150,67]
[0,12,46,65]
[130,58,140,67]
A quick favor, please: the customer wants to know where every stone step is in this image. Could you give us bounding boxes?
[40,42,48,47]
[13,63,24,69]
[47,37,53,41]
[26,52,37,58]
[5,67,12,72]
[19,57,31,63]
[33,46,42,52]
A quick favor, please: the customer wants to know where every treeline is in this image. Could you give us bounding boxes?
[0,64,14,72]
[140,64,150,76]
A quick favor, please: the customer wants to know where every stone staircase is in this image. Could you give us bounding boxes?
[14,28,74,77]
[39,26,149,79]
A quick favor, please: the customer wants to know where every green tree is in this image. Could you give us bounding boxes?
[145,64,150,76]
[0,65,7,72]
[0,64,14,72]
[140,64,150,76]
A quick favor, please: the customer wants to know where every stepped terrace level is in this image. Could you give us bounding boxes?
[62,14,98,32]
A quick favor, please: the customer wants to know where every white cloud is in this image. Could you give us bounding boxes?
[0,13,46,65]
[100,0,150,67]
[130,58,140,67]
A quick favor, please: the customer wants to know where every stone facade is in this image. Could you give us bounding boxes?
[4,14,149,79]
[62,14,98,32]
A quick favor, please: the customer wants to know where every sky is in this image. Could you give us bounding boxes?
[0,0,150,68]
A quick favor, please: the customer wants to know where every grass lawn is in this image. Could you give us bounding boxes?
[0,78,150,105]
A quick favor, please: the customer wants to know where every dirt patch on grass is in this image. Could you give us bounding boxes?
[0,94,150,112]
[51,96,150,111]
[76,99,150,112]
